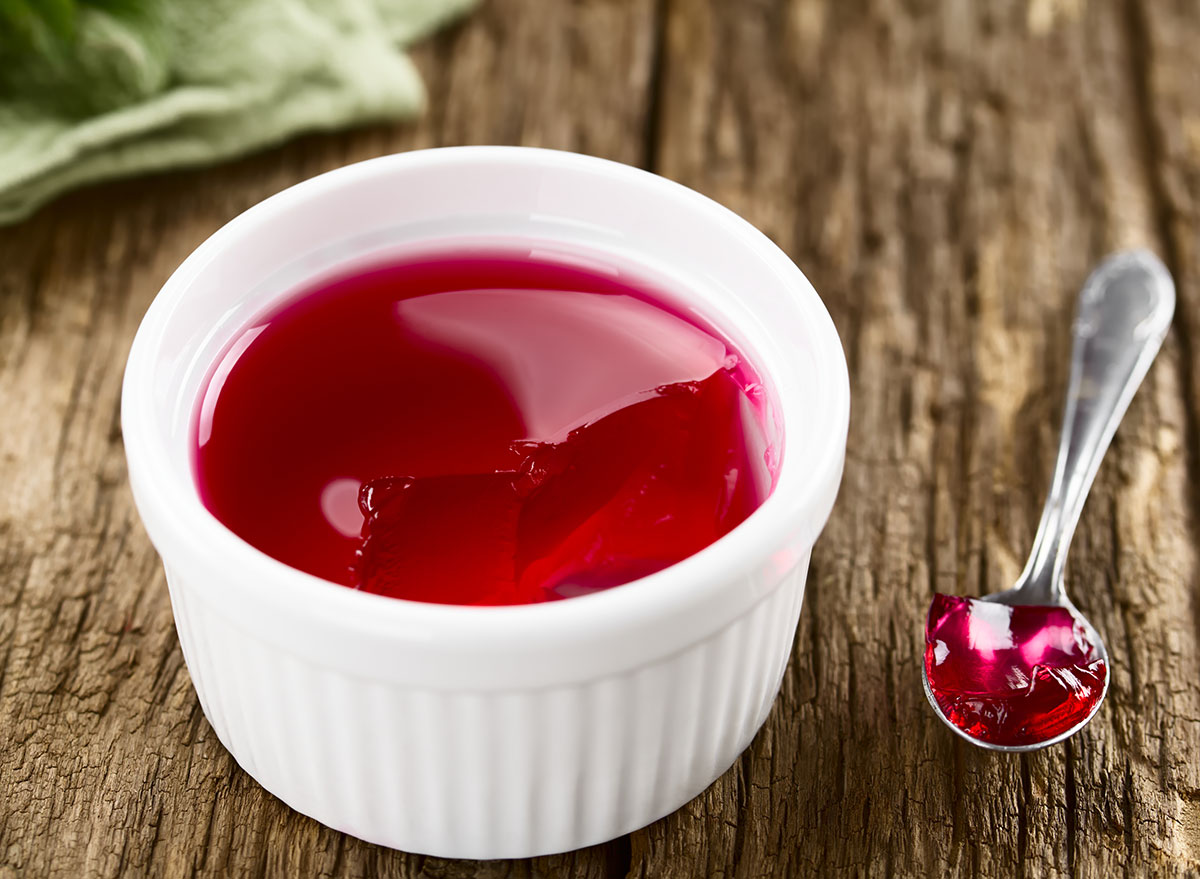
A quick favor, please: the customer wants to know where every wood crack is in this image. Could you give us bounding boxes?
[640,0,669,173]
[1122,759,1136,878]
[1065,740,1078,879]
[1122,0,1200,534]
[1018,755,1032,878]
[605,833,634,879]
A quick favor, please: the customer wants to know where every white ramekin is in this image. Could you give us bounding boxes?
[121,147,849,859]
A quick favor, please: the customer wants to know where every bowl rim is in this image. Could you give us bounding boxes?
[121,146,850,655]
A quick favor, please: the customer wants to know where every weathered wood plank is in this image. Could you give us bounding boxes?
[638,0,1199,876]
[0,2,659,877]
[1122,0,1200,866]
[1,0,1198,877]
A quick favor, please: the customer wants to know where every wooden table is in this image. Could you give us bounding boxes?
[3,1,1199,875]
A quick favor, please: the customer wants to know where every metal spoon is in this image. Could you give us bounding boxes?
[923,249,1175,751]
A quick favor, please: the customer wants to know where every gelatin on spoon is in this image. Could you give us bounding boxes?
[923,594,1108,747]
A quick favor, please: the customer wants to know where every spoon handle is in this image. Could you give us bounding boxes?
[1017,250,1175,604]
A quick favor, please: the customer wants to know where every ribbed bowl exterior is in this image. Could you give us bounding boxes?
[165,552,810,859]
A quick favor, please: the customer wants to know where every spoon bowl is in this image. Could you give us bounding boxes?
[923,595,1111,752]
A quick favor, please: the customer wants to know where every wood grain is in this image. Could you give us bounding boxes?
[1,1,1198,876]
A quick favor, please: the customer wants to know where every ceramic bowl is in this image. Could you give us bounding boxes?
[121,146,849,858]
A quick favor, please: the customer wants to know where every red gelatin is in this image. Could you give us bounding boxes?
[924,594,1107,747]
[194,248,772,605]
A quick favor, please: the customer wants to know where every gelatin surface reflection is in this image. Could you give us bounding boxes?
[924,594,1107,747]
[194,248,773,605]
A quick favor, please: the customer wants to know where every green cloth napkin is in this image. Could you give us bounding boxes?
[0,0,476,225]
